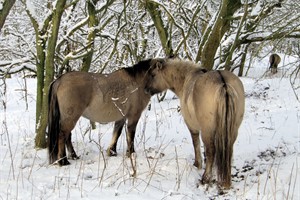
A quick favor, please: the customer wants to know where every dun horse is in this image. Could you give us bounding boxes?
[145,58,245,189]
[48,59,155,166]
[269,53,281,74]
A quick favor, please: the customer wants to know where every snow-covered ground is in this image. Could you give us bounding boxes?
[0,56,299,199]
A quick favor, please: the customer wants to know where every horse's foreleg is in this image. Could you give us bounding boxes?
[126,118,138,157]
[57,131,70,166]
[66,132,80,160]
[201,134,215,185]
[188,128,202,169]
[107,119,125,156]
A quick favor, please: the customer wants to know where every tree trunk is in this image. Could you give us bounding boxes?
[145,0,173,57]
[145,0,174,102]
[196,0,241,70]
[223,3,248,71]
[35,35,46,136]
[81,0,99,72]
[238,45,248,76]
[26,5,50,149]
[35,0,67,148]
[0,0,16,31]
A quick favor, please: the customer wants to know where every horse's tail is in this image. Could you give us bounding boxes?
[47,80,60,164]
[215,75,238,188]
[269,54,281,73]
[269,54,275,69]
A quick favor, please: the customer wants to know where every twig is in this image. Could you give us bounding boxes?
[129,152,137,178]
[27,150,38,179]
[286,163,295,200]
[291,158,298,200]
[174,146,181,191]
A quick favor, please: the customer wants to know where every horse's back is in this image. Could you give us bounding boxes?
[56,72,99,105]
[56,71,96,92]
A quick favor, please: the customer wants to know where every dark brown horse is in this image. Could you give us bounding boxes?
[144,58,245,189]
[269,53,281,74]
[48,59,156,166]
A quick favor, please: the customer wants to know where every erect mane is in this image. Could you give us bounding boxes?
[123,59,152,77]
[166,58,207,73]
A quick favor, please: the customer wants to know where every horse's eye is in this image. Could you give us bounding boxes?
[151,73,155,78]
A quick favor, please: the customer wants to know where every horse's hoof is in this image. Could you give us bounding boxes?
[107,149,117,157]
[218,181,231,190]
[201,174,211,185]
[59,158,70,166]
[70,155,80,160]
[70,152,80,160]
[193,161,202,169]
[217,184,230,195]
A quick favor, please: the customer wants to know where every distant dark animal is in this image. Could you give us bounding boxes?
[144,58,245,189]
[48,59,156,166]
[269,53,281,74]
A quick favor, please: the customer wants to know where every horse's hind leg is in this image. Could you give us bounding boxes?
[66,132,80,160]
[57,130,71,166]
[188,127,202,169]
[107,119,126,156]
[201,131,215,185]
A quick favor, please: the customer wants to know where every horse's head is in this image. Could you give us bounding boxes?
[144,58,169,95]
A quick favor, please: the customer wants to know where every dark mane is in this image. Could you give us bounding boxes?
[123,59,152,77]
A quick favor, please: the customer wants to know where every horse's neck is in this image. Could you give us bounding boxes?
[168,67,192,98]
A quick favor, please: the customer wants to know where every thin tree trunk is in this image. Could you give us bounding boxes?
[223,3,248,71]
[145,0,173,102]
[25,4,51,148]
[35,0,67,148]
[35,36,46,135]
[145,0,173,57]
[0,0,16,31]
[81,0,99,72]
[238,44,249,77]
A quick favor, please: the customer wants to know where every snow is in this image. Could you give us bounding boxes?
[0,0,4,11]
[25,0,53,31]
[251,0,263,17]
[0,56,299,199]
[0,60,36,75]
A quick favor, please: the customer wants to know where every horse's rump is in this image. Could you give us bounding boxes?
[269,54,281,73]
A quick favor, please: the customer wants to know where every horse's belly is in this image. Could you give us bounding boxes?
[82,105,125,123]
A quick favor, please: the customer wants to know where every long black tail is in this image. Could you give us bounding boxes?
[48,80,60,164]
[215,71,238,188]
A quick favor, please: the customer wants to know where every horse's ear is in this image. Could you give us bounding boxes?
[151,58,165,70]
[156,61,163,70]
[155,59,165,70]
